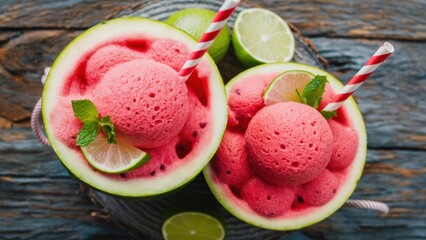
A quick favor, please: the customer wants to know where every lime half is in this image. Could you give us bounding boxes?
[263,70,314,106]
[166,8,231,63]
[162,212,225,240]
[232,8,295,67]
[81,134,150,174]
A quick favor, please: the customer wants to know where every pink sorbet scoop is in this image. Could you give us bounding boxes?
[327,119,358,170]
[93,59,189,148]
[85,44,146,86]
[245,102,333,186]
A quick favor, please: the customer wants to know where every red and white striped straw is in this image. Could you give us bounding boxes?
[322,42,394,112]
[178,0,240,81]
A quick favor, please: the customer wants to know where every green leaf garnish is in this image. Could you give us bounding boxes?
[297,75,327,109]
[76,121,100,147]
[72,99,117,146]
[321,110,337,120]
[72,100,99,122]
[99,116,117,144]
[296,75,338,120]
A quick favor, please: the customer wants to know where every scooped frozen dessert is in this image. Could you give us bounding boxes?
[245,102,333,186]
[93,59,189,148]
[327,119,358,170]
[227,73,276,129]
[299,169,339,206]
[212,129,254,188]
[204,63,366,230]
[43,18,227,198]
[85,44,147,86]
[241,177,295,217]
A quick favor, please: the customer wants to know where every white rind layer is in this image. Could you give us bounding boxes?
[204,62,367,230]
[43,17,227,198]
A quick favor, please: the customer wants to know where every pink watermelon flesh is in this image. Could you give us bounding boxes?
[211,72,358,218]
[51,36,213,179]
[50,95,84,149]
[93,59,189,148]
[245,102,333,186]
[211,129,254,188]
[241,177,296,217]
[125,136,179,178]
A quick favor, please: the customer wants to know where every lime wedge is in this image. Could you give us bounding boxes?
[162,212,225,240]
[232,8,295,67]
[81,134,150,174]
[263,70,315,106]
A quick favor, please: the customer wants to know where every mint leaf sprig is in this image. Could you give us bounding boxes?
[296,75,337,120]
[71,99,117,147]
[99,116,117,144]
[321,110,337,119]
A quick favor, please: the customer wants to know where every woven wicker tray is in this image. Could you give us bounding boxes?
[89,1,326,239]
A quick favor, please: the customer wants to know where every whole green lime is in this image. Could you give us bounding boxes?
[166,8,231,63]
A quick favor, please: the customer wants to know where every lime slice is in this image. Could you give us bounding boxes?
[81,134,150,174]
[263,70,315,106]
[162,212,225,240]
[232,8,295,67]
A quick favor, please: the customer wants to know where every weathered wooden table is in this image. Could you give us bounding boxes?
[1,0,425,239]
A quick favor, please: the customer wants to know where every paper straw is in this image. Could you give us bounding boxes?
[322,42,394,112]
[178,0,240,81]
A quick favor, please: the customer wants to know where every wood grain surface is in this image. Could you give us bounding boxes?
[0,0,425,239]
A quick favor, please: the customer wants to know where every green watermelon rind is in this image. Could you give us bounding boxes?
[42,17,228,198]
[203,62,367,230]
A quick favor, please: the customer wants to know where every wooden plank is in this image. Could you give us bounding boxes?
[0,177,132,239]
[0,0,140,29]
[0,129,133,239]
[1,143,424,239]
[0,30,80,122]
[1,0,425,41]
[252,0,426,41]
[0,127,67,178]
[1,30,424,149]
[303,149,426,240]
[311,37,426,150]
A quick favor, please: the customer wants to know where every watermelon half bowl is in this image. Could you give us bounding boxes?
[204,63,367,230]
[42,17,228,198]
